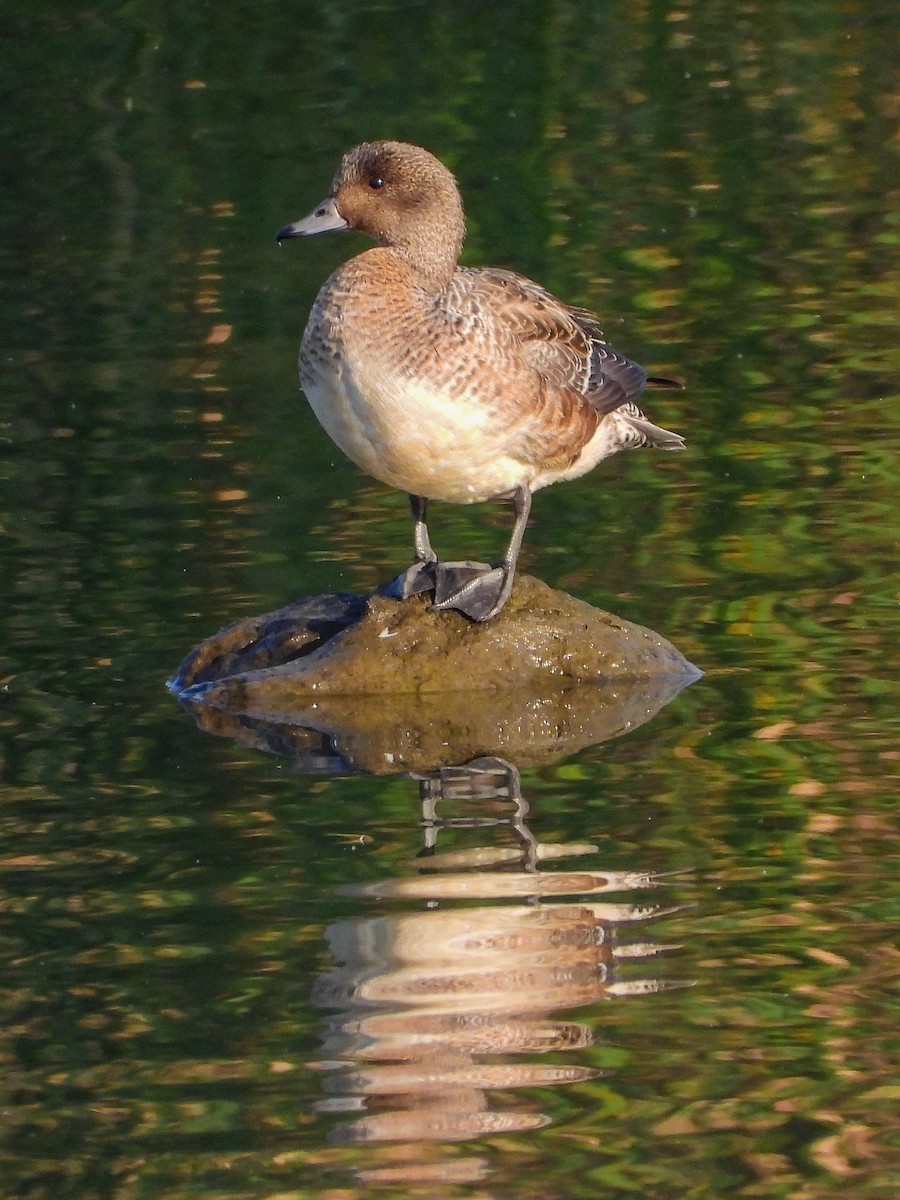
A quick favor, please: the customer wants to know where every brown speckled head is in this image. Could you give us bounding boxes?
[329,141,466,285]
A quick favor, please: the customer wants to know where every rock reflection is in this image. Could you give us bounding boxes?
[312,758,688,1162]
[176,665,696,776]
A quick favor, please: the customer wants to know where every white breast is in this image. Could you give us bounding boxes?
[301,349,533,504]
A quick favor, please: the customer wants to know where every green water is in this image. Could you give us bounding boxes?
[2,1,898,1197]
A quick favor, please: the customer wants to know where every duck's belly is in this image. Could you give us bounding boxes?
[301,358,530,504]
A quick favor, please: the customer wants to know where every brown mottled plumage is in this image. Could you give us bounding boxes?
[277,141,684,620]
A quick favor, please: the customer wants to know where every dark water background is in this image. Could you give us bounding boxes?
[2,2,898,1197]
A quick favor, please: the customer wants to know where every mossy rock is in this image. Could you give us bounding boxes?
[169,575,699,771]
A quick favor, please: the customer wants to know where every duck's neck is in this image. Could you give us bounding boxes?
[391,202,465,294]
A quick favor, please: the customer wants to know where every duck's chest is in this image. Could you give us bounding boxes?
[298,267,520,501]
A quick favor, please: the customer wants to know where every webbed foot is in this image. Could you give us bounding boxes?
[431,560,492,605]
[432,562,512,622]
[379,559,438,600]
[380,558,512,622]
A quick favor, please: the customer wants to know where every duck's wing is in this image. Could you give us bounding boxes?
[567,304,683,404]
[457,267,680,408]
[450,267,684,462]
[454,267,594,390]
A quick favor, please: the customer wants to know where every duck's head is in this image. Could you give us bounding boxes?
[277,141,466,284]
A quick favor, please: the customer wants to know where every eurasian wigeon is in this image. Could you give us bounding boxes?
[277,141,684,621]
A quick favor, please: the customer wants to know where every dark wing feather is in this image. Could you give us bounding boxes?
[584,344,648,414]
[646,374,685,389]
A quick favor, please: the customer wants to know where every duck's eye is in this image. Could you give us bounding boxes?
[368,175,385,190]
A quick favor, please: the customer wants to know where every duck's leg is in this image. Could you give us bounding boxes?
[380,494,492,602]
[432,484,532,622]
[410,493,436,564]
[380,494,440,598]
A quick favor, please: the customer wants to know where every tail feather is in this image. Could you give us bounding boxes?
[622,413,686,451]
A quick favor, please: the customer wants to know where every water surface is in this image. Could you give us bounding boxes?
[2,2,898,1197]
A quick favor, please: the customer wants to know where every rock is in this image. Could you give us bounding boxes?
[168,575,699,772]
[171,574,697,701]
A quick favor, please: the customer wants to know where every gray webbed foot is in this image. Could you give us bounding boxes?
[432,562,511,622]
[379,559,438,600]
[380,558,511,622]
[431,560,492,606]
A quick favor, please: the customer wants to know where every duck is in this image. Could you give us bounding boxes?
[277,141,684,621]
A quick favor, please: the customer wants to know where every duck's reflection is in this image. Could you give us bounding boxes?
[311,758,687,1155]
[176,664,697,1181]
